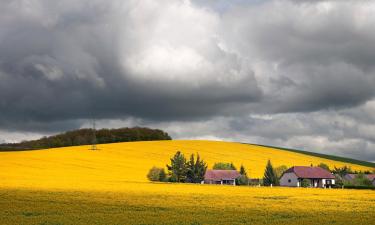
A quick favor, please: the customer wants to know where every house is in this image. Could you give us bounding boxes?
[280,166,335,188]
[344,174,375,186]
[203,169,241,185]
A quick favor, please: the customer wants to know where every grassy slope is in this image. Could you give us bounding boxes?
[0,140,373,190]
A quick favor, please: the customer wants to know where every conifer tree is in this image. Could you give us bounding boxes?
[195,153,207,183]
[240,164,247,176]
[263,160,279,186]
[186,153,207,183]
[166,151,187,182]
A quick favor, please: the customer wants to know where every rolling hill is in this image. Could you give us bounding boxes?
[0,140,373,190]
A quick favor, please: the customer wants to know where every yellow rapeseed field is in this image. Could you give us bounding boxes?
[0,140,374,224]
[0,140,371,190]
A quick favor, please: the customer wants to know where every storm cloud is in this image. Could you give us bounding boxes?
[1,0,375,161]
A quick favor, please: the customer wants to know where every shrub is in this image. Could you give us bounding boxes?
[213,162,236,170]
[147,167,166,182]
[300,179,310,187]
[353,173,373,186]
[274,165,288,179]
[343,185,375,190]
[318,163,330,171]
[236,175,249,185]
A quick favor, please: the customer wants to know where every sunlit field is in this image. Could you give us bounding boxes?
[1,183,375,225]
[1,140,374,224]
[0,140,371,189]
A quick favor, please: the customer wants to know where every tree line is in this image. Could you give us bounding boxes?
[147,151,208,183]
[0,127,171,150]
[147,151,250,185]
[148,153,374,188]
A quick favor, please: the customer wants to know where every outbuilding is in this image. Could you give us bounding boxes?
[344,173,375,186]
[280,166,335,188]
[203,169,241,185]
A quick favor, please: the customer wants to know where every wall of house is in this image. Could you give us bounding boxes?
[321,179,335,187]
[280,172,299,187]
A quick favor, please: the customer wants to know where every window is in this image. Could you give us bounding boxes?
[288,179,291,183]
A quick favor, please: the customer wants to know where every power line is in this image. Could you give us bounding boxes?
[90,119,98,150]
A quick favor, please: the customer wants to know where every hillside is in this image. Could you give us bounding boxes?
[252,144,375,168]
[0,127,171,150]
[0,140,373,190]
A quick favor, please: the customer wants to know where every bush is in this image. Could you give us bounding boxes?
[343,185,375,190]
[353,173,373,186]
[147,167,166,182]
[300,179,310,187]
[274,165,288,179]
[317,163,330,171]
[236,175,249,185]
[213,162,236,170]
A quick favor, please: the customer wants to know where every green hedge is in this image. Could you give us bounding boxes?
[343,185,375,190]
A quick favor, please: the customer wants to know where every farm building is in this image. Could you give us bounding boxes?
[280,166,335,188]
[344,174,375,186]
[203,169,241,185]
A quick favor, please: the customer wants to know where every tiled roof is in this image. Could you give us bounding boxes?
[204,169,241,180]
[345,173,375,180]
[366,174,375,180]
[284,166,335,179]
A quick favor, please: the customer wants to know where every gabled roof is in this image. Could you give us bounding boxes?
[284,166,335,179]
[344,174,356,180]
[345,173,375,181]
[366,174,375,181]
[204,169,241,180]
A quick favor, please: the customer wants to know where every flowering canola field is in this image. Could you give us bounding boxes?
[0,140,374,224]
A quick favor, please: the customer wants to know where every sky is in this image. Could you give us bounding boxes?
[1,0,375,162]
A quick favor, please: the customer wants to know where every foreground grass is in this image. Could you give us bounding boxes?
[1,182,374,225]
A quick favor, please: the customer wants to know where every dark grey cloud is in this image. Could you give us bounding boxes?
[1,0,375,161]
[0,0,261,132]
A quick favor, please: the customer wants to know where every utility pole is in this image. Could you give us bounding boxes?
[90,119,98,150]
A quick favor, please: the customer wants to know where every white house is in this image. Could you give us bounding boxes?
[280,166,335,188]
[203,169,241,186]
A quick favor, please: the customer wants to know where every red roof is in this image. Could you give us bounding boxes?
[345,174,375,180]
[204,170,241,180]
[366,174,375,181]
[284,166,335,179]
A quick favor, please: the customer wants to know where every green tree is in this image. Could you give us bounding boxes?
[213,162,236,170]
[239,164,247,176]
[317,163,330,171]
[237,164,249,185]
[167,151,187,182]
[332,166,352,177]
[147,167,166,182]
[186,153,207,183]
[353,173,372,186]
[274,165,288,179]
[263,160,279,186]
